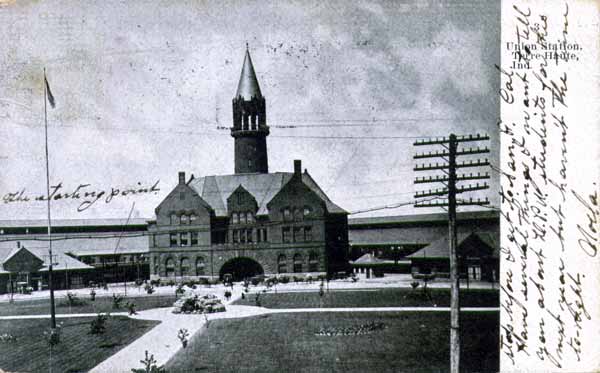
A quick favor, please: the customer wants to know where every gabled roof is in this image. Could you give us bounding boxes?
[235,48,262,100]
[406,232,499,259]
[350,253,387,265]
[188,172,346,217]
[0,245,93,273]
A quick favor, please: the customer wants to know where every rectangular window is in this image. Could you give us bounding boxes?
[170,233,178,246]
[181,215,189,224]
[180,232,189,246]
[247,229,253,243]
[304,226,312,242]
[190,214,197,223]
[233,230,239,244]
[191,232,198,246]
[170,214,178,225]
[240,229,246,243]
[263,228,267,242]
[293,226,302,242]
[282,227,291,243]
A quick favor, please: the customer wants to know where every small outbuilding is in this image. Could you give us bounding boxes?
[407,232,499,282]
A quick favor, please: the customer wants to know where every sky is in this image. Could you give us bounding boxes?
[0,0,500,220]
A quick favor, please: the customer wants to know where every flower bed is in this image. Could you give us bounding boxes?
[172,294,226,314]
[315,321,386,337]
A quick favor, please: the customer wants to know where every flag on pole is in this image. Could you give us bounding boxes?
[44,73,55,108]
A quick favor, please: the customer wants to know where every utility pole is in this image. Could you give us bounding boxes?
[413,133,490,373]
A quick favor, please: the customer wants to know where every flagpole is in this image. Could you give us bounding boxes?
[44,68,57,330]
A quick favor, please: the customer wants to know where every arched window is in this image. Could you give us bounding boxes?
[232,212,239,224]
[303,206,312,217]
[153,256,159,275]
[283,208,291,221]
[309,252,319,272]
[196,257,205,276]
[294,208,303,221]
[181,215,189,225]
[293,254,303,273]
[180,258,190,276]
[165,258,175,278]
[278,254,287,273]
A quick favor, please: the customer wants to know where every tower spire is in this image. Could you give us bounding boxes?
[236,47,262,101]
[231,46,269,174]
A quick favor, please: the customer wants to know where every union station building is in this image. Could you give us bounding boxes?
[147,48,350,280]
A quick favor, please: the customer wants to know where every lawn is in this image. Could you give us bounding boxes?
[166,311,499,373]
[0,316,159,373]
[233,288,499,308]
[0,294,177,316]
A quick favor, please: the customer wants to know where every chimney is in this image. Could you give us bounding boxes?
[178,171,185,184]
[294,160,301,176]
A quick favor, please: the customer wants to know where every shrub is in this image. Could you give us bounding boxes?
[306,276,313,283]
[62,292,86,307]
[0,333,17,343]
[112,294,125,309]
[224,290,232,301]
[131,350,165,373]
[135,279,144,287]
[250,277,261,286]
[178,328,190,348]
[44,323,63,346]
[175,284,185,296]
[279,276,290,284]
[144,283,155,295]
[127,302,137,315]
[197,278,209,285]
[150,279,161,287]
[90,289,96,301]
[90,313,108,334]
[411,281,420,290]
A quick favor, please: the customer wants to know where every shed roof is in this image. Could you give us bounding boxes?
[406,232,499,259]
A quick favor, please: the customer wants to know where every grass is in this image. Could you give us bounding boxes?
[0,294,177,316]
[0,316,159,373]
[234,288,499,308]
[166,311,499,373]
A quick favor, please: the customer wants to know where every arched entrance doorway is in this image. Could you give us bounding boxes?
[219,257,264,281]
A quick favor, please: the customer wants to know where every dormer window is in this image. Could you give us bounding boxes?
[304,206,312,216]
[246,212,254,224]
[232,212,239,224]
[190,214,197,223]
[181,215,189,225]
[170,214,178,225]
[283,208,291,221]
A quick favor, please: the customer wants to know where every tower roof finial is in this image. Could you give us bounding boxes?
[235,47,262,100]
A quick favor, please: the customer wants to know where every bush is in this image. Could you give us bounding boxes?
[131,351,165,373]
[411,281,420,290]
[178,328,190,348]
[90,289,96,301]
[175,284,185,296]
[279,276,290,284]
[250,277,261,286]
[150,279,161,287]
[224,290,232,301]
[0,333,17,343]
[197,278,209,285]
[144,283,155,294]
[112,294,125,309]
[62,292,86,307]
[90,314,108,334]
